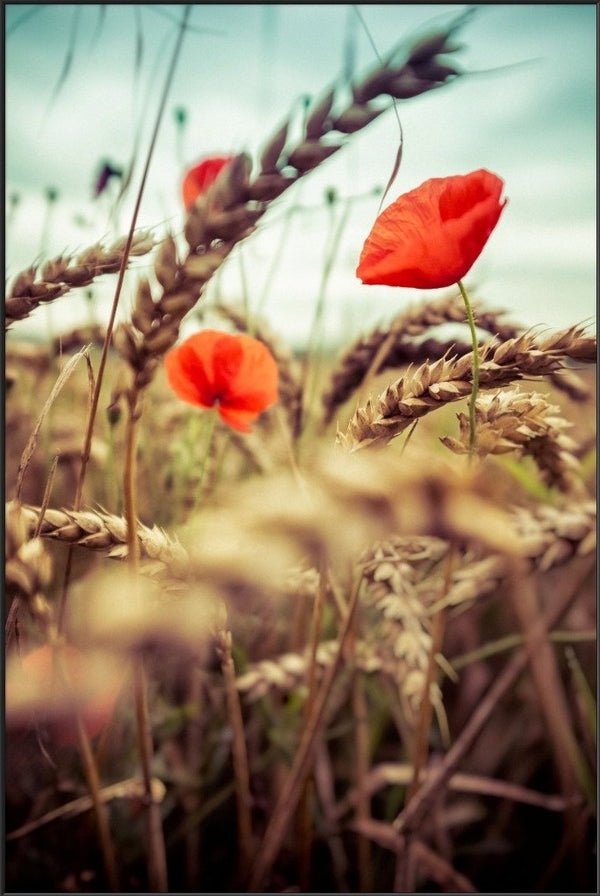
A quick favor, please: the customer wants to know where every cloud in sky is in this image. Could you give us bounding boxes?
[5,3,596,345]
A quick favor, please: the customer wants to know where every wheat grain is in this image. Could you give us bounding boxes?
[19,504,189,575]
[5,500,54,630]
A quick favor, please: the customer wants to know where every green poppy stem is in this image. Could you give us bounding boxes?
[457,279,479,457]
[192,409,219,515]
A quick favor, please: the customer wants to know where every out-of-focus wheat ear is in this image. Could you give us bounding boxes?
[51,324,107,355]
[441,388,588,495]
[20,504,190,578]
[5,231,155,330]
[511,500,596,573]
[5,501,54,636]
[235,639,382,702]
[359,536,450,727]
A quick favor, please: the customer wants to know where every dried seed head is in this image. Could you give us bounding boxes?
[352,65,393,105]
[183,243,232,282]
[209,152,251,212]
[287,140,342,172]
[410,58,461,82]
[247,173,295,202]
[205,207,263,242]
[332,104,384,134]
[304,89,335,140]
[260,120,289,173]
[154,234,179,292]
[131,278,158,335]
[384,71,438,99]
[184,200,209,250]
[407,28,461,65]
[113,323,143,366]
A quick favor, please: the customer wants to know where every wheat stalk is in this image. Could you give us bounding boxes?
[322,293,522,425]
[339,326,596,451]
[5,231,155,330]
[441,387,586,494]
[323,296,593,427]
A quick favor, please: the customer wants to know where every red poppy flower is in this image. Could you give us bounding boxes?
[20,644,122,747]
[182,156,235,211]
[164,330,279,432]
[356,169,507,289]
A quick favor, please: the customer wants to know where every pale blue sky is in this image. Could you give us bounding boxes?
[5,4,597,347]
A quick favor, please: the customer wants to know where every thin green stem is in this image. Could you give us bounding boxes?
[191,409,218,515]
[457,279,479,457]
[299,199,352,437]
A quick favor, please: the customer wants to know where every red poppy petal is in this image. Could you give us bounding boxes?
[356,170,506,289]
[217,405,256,432]
[224,334,279,410]
[182,156,235,211]
[211,335,245,396]
[164,336,217,408]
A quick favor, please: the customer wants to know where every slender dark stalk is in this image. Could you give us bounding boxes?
[57,3,192,631]
[218,630,253,884]
[249,572,363,891]
[393,555,595,838]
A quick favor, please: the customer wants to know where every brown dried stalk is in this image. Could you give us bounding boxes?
[441,387,586,494]
[336,761,582,819]
[234,496,595,704]
[392,552,595,841]
[215,629,254,883]
[339,326,596,451]
[5,231,155,330]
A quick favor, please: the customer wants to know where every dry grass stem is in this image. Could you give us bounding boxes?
[392,553,595,839]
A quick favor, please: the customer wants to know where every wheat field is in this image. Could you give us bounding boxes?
[5,8,597,894]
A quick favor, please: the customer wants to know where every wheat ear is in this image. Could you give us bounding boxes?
[339,326,596,451]
[5,231,155,330]
[441,387,587,494]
